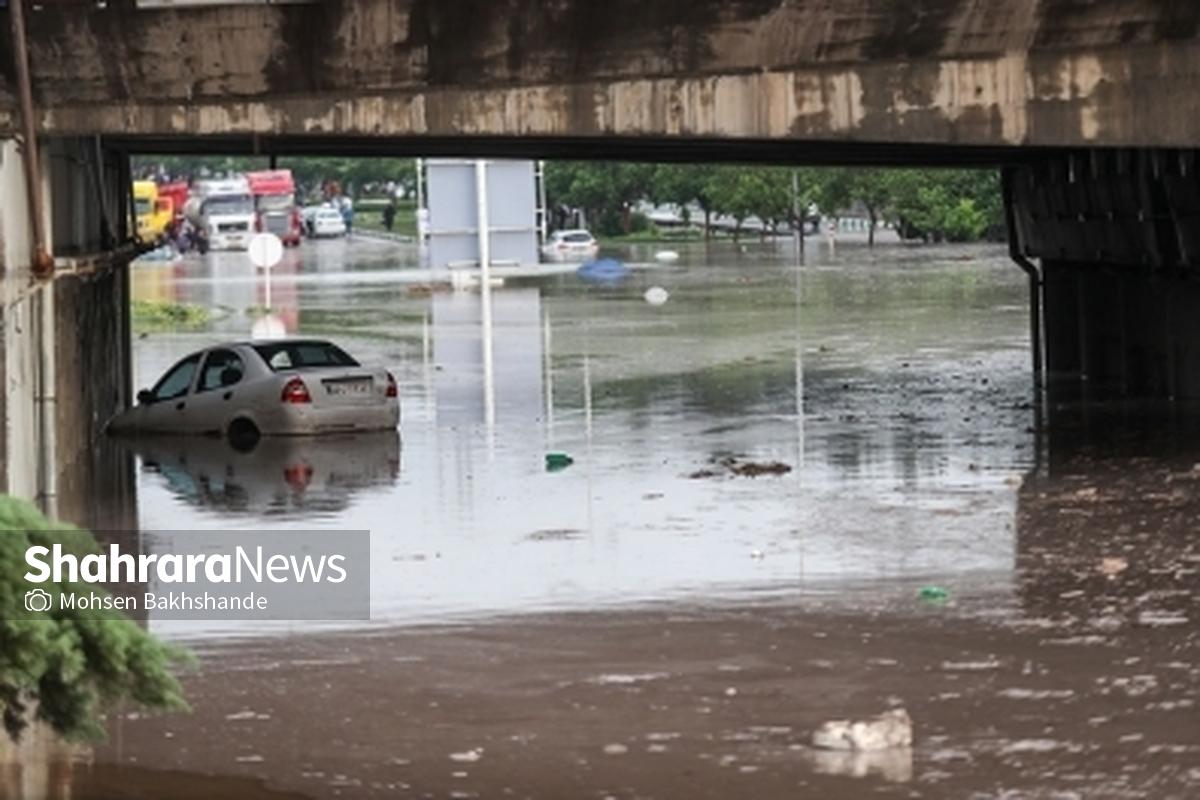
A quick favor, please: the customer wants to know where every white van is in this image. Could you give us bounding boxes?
[185,178,256,251]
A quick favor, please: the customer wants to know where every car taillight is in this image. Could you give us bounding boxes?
[283,463,314,491]
[385,371,398,398]
[281,377,311,404]
[558,243,567,250]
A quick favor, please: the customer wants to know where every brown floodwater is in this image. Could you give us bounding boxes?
[8,234,1198,798]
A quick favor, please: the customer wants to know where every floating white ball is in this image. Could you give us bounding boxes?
[644,286,670,306]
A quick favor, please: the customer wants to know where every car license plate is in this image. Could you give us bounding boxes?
[325,379,372,396]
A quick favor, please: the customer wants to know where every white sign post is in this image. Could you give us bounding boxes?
[247,232,286,340]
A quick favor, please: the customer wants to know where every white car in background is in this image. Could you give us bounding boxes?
[541,229,599,261]
[108,339,399,442]
[307,207,348,238]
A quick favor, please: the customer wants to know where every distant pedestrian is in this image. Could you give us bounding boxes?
[382,201,397,232]
[341,197,355,235]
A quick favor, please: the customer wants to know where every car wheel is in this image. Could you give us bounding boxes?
[227,417,261,452]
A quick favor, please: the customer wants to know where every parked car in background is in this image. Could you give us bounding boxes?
[308,207,349,238]
[107,339,399,441]
[541,229,599,261]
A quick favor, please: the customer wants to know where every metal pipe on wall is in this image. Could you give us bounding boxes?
[8,0,54,278]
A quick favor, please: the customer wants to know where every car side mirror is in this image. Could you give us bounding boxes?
[137,389,154,405]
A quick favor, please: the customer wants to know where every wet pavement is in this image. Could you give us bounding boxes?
[6,235,1198,798]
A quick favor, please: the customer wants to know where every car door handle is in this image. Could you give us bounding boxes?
[175,401,185,410]
[223,391,233,400]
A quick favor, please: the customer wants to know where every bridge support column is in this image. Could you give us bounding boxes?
[0,135,136,525]
[1006,151,1200,400]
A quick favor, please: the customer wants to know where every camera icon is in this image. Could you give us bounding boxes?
[24,588,53,613]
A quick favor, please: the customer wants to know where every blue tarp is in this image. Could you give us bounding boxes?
[577,258,629,283]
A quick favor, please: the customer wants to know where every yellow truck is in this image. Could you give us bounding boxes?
[134,181,174,242]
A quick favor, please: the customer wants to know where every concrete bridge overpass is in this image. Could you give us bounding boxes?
[3,0,1200,153]
[2,0,1200,511]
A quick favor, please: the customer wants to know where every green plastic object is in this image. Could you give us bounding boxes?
[545,452,575,472]
[919,585,949,602]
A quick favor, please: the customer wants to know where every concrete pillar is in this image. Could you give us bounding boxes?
[0,137,52,503]
[1041,261,1082,380]
[1040,259,1200,402]
[0,135,136,525]
[1010,150,1200,402]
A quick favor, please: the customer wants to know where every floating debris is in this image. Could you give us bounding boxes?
[812,709,913,751]
[688,456,792,479]
[545,452,575,472]
[525,528,585,542]
[644,286,670,305]
[918,586,949,603]
[577,258,629,283]
[1098,556,1128,577]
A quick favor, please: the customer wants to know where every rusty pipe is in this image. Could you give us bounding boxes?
[8,0,53,278]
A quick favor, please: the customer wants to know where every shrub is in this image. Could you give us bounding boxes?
[0,497,189,741]
[942,199,989,243]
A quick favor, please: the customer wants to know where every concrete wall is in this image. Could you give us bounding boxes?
[0,136,135,523]
[2,1,1200,150]
[0,139,48,502]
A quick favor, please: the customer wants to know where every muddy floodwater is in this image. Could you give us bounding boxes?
[7,236,1199,798]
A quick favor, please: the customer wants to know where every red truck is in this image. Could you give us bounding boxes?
[246,169,303,246]
[155,181,190,237]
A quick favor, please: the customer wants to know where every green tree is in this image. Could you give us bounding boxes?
[889,169,1000,242]
[649,165,722,238]
[131,156,418,201]
[544,162,656,235]
[706,167,753,238]
[0,497,189,741]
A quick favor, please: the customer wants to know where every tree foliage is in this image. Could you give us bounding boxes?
[0,497,189,741]
[545,162,1005,244]
[545,162,657,235]
[135,156,1004,243]
[133,156,416,200]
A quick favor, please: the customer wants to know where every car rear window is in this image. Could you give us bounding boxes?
[252,341,360,371]
[562,232,592,243]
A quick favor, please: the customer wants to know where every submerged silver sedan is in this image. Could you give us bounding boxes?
[108,339,399,440]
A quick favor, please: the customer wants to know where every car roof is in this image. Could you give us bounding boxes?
[207,338,337,351]
[554,229,592,236]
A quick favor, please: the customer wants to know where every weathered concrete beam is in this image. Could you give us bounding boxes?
[1,0,1199,149]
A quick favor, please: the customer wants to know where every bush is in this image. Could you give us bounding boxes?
[627,212,652,234]
[942,199,989,243]
[0,497,189,741]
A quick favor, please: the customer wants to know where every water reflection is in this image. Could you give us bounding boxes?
[129,432,400,519]
[0,725,82,800]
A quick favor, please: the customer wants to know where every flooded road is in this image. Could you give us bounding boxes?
[10,235,1198,798]
[123,236,1035,627]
